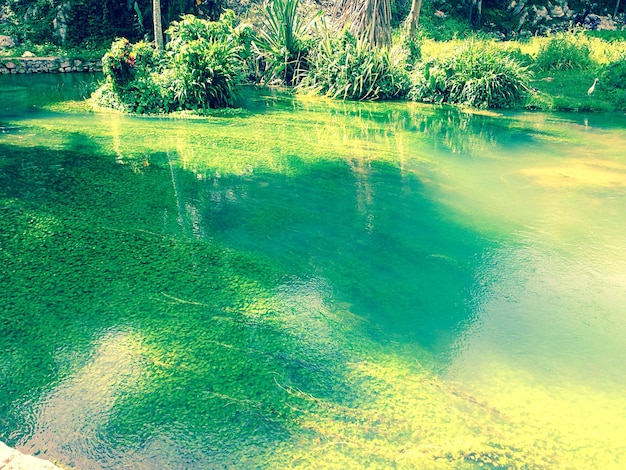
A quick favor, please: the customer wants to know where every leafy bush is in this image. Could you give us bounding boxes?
[398,27,423,68]
[601,55,626,90]
[97,38,169,113]
[534,31,594,71]
[600,54,626,110]
[300,30,410,101]
[253,0,319,86]
[94,12,252,114]
[165,12,251,109]
[409,41,533,109]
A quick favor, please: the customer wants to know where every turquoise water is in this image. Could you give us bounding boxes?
[1,74,626,468]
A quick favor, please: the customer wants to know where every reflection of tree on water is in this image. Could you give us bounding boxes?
[408,107,501,155]
[97,95,492,357]
[291,97,512,157]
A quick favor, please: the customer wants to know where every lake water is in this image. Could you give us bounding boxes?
[1,73,626,469]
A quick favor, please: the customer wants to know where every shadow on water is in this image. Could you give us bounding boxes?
[186,156,486,351]
[0,112,488,468]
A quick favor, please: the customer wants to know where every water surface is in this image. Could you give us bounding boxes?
[1,74,626,468]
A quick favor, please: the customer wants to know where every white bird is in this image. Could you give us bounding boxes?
[587,78,598,96]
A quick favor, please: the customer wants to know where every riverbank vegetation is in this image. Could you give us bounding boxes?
[2,0,625,112]
[93,3,626,113]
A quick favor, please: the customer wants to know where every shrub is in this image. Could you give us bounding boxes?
[398,27,423,69]
[94,11,252,114]
[98,38,170,113]
[102,38,162,90]
[600,54,626,110]
[601,54,626,90]
[300,30,410,101]
[534,31,594,71]
[409,41,533,109]
[165,12,250,109]
[253,0,319,86]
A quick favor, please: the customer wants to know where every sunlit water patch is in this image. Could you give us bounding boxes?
[1,74,626,468]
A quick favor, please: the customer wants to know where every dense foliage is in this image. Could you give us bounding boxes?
[0,0,227,48]
[409,41,533,108]
[94,11,252,113]
[70,0,619,112]
[300,30,410,100]
[535,31,594,71]
[1,0,624,52]
[600,53,626,109]
[253,0,319,86]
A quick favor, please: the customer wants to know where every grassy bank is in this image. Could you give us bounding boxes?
[4,20,623,114]
[419,32,626,112]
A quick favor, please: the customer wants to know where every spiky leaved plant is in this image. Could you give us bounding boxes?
[254,0,320,86]
[300,29,410,101]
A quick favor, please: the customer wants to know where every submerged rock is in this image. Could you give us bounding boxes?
[0,441,64,470]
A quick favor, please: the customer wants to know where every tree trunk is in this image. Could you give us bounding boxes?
[408,0,423,36]
[333,0,392,47]
[470,0,483,27]
[153,0,164,50]
[615,0,621,17]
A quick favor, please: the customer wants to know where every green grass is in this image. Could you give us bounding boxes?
[419,32,624,112]
[530,69,616,112]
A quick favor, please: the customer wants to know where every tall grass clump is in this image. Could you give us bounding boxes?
[534,31,594,71]
[600,54,626,110]
[299,30,410,101]
[93,11,252,113]
[253,0,319,86]
[409,40,533,109]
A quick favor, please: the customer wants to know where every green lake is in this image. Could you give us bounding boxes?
[1,73,626,469]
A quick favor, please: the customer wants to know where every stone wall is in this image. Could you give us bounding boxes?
[0,57,102,74]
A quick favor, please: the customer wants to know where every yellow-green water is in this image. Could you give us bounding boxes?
[1,74,626,469]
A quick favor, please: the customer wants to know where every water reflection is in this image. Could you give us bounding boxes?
[445,223,626,466]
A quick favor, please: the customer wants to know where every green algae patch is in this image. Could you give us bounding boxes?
[2,74,626,469]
